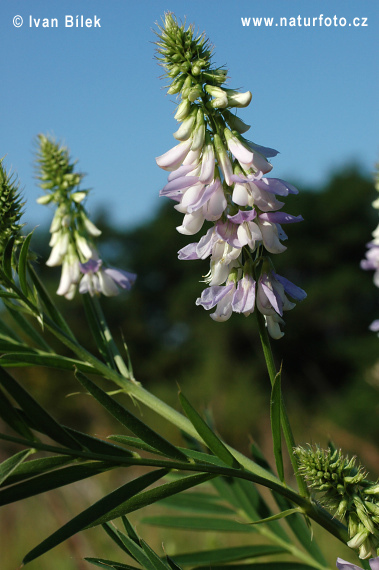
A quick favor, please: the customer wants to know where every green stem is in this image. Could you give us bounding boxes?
[256,310,309,498]
[0,431,348,546]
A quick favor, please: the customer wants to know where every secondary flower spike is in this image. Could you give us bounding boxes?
[155,13,306,338]
[36,135,136,299]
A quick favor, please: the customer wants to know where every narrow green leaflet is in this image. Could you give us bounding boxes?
[220,478,290,542]
[179,392,239,468]
[109,435,166,456]
[117,533,163,570]
[270,368,284,482]
[121,516,139,543]
[0,388,35,439]
[82,294,116,368]
[4,304,52,352]
[0,461,117,506]
[0,367,82,450]
[160,493,236,515]
[171,545,285,566]
[18,232,33,298]
[247,508,302,525]
[0,351,97,374]
[191,562,315,570]
[0,448,35,485]
[76,371,189,462]
[0,337,40,353]
[63,426,134,458]
[85,559,140,570]
[86,473,215,528]
[27,263,76,341]
[140,539,171,570]
[142,516,257,533]
[22,468,168,565]
[0,455,73,487]
[165,556,183,570]
[2,236,15,280]
[101,523,138,559]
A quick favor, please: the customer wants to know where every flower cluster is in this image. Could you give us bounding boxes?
[155,13,305,338]
[361,167,379,335]
[36,135,136,299]
[0,158,24,257]
[295,446,379,559]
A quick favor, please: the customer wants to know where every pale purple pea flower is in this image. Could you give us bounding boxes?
[156,139,193,171]
[232,274,256,315]
[336,557,379,570]
[361,244,379,287]
[79,259,136,297]
[256,271,306,338]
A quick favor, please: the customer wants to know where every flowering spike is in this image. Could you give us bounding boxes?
[36,135,136,299]
[155,14,306,338]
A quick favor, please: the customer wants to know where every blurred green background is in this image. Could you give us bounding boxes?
[1,165,379,569]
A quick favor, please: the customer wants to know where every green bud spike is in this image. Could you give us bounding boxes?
[295,445,379,558]
[0,158,25,257]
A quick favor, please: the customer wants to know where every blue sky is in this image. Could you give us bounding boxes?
[2,0,378,231]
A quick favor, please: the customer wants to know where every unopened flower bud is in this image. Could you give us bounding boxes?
[347,527,370,549]
[191,59,207,75]
[191,110,205,151]
[71,191,87,203]
[181,76,193,99]
[222,109,251,134]
[188,85,203,102]
[82,216,102,237]
[36,194,54,205]
[167,75,186,95]
[173,110,197,140]
[225,88,252,108]
[174,99,191,121]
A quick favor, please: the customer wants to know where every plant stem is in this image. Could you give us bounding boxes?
[0,431,348,546]
[255,310,309,498]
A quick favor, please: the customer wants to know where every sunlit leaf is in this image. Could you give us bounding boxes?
[0,461,117,506]
[0,448,35,485]
[0,455,73,487]
[0,351,97,374]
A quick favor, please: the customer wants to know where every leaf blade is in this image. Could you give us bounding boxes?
[22,469,168,565]
[179,392,239,468]
[76,371,189,463]
[270,367,284,482]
